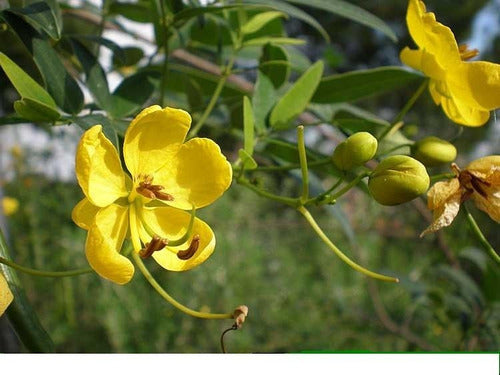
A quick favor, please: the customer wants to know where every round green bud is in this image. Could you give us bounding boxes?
[412,136,457,167]
[368,155,430,206]
[332,132,378,171]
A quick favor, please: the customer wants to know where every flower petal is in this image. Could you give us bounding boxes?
[72,198,100,230]
[154,138,232,210]
[123,106,191,178]
[140,206,215,271]
[86,204,134,284]
[400,47,445,81]
[426,178,460,210]
[76,125,128,207]
[0,272,13,316]
[420,188,462,236]
[472,188,500,222]
[440,93,490,127]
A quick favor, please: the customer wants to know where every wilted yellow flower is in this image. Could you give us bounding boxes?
[400,0,500,126]
[0,272,13,316]
[2,197,19,216]
[72,106,232,284]
[421,155,500,236]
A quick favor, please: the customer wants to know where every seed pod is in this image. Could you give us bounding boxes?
[369,155,430,206]
[412,136,457,167]
[332,132,378,171]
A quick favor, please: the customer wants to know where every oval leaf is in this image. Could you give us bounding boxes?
[241,11,286,35]
[14,98,60,122]
[270,60,324,130]
[259,43,290,88]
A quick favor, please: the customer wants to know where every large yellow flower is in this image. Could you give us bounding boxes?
[72,106,232,284]
[0,272,13,316]
[400,0,500,126]
[421,155,500,236]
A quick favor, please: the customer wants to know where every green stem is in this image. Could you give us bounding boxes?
[0,257,92,278]
[430,172,456,183]
[379,79,429,142]
[330,172,370,201]
[464,206,500,264]
[297,126,309,203]
[236,177,300,207]
[158,0,170,107]
[254,158,331,172]
[0,227,55,352]
[132,252,233,319]
[297,206,399,283]
[189,54,236,138]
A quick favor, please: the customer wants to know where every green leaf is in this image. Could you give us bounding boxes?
[436,265,485,309]
[270,60,323,130]
[14,97,60,121]
[243,96,255,155]
[259,43,290,88]
[8,1,61,40]
[71,35,126,65]
[252,70,276,132]
[111,70,160,118]
[2,11,84,114]
[312,67,424,104]
[70,38,113,113]
[238,149,258,170]
[112,46,144,68]
[173,4,257,26]
[284,0,397,42]
[242,36,304,47]
[108,1,152,23]
[0,52,56,109]
[241,11,286,35]
[243,0,330,42]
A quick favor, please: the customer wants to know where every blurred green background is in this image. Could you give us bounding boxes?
[0,0,499,352]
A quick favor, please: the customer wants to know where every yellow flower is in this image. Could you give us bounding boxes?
[0,272,13,316]
[72,106,232,284]
[2,197,19,216]
[400,0,500,126]
[421,155,500,236]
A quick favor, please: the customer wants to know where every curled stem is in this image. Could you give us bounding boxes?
[464,206,500,264]
[0,256,92,278]
[298,206,399,283]
[297,125,309,203]
[132,251,234,319]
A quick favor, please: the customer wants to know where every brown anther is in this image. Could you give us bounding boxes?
[136,176,174,202]
[458,170,491,199]
[232,305,249,329]
[139,236,168,258]
[459,44,479,61]
[177,235,200,260]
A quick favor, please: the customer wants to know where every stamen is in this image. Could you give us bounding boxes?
[459,44,479,61]
[177,235,200,260]
[136,175,174,201]
[459,170,491,199]
[139,235,168,258]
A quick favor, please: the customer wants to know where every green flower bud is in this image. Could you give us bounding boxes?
[368,155,429,206]
[412,136,457,167]
[332,132,378,171]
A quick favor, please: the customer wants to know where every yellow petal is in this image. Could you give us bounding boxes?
[472,187,500,222]
[440,93,490,127]
[400,47,445,81]
[448,62,500,111]
[421,188,462,236]
[154,138,232,210]
[406,0,460,67]
[467,155,500,174]
[140,206,215,271]
[0,272,13,316]
[426,178,460,210]
[86,204,134,284]
[72,198,100,230]
[76,125,128,207]
[123,106,191,178]
[2,197,19,216]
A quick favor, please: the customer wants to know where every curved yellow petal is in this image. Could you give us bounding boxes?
[72,198,100,230]
[420,189,462,236]
[0,272,13,316]
[86,204,134,285]
[154,138,232,210]
[140,206,215,271]
[76,125,128,207]
[123,106,191,178]
[406,0,460,67]
[467,155,500,175]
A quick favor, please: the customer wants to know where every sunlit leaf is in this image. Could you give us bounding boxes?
[241,11,286,35]
[238,149,258,170]
[252,70,276,132]
[242,36,304,47]
[14,97,60,121]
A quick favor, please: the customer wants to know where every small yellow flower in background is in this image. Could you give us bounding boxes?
[421,155,500,236]
[72,106,232,284]
[0,272,13,316]
[2,197,19,216]
[400,0,500,126]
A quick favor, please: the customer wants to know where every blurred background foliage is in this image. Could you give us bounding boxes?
[0,0,499,352]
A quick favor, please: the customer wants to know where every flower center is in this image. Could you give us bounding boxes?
[459,44,479,61]
[136,174,174,201]
[457,167,491,200]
